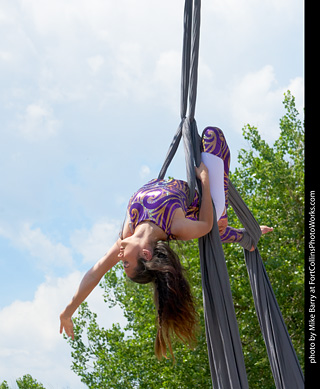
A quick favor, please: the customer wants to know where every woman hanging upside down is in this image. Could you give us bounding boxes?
[60,127,273,359]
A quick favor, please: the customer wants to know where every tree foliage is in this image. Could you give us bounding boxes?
[0,375,45,389]
[225,91,304,387]
[67,91,304,388]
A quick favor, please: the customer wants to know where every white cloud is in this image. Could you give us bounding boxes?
[70,220,121,264]
[287,76,304,113]
[153,50,181,110]
[1,0,183,107]
[139,165,151,180]
[18,103,60,141]
[0,218,127,386]
[109,42,152,101]
[18,223,73,267]
[0,50,12,61]
[87,54,105,74]
[0,271,126,388]
[208,0,300,27]
[0,222,74,272]
[229,65,278,128]
[0,219,124,271]
[227,65,304,143]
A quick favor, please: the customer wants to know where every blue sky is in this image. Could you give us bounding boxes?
[0,0,303,387]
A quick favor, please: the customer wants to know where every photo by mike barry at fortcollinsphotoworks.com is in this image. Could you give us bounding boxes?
[307,190,317,368]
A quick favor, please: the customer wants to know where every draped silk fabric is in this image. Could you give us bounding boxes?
[158,1,304,387]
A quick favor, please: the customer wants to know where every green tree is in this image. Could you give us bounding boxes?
[68,91,304,388]
[16,375,45,389]
[225,90,304,387]
[0,375,45,389]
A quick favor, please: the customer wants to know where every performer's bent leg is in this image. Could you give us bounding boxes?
[201,126,230,220]
[201,127,244,244]
[201,152,225,221]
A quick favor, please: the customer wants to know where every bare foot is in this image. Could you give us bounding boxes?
[260,225,274,235]
[250,225,273,251]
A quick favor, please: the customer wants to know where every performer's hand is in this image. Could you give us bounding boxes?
[60,311,75,340]
[249,225,273,251]
[195,162,209,182]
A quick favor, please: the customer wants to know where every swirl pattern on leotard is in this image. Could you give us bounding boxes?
[128,179,199,240]
[220,226,244,243]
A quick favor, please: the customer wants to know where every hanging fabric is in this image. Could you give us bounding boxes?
[158,0,304,388]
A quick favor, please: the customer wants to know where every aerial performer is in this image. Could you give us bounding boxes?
[60,126,273,359]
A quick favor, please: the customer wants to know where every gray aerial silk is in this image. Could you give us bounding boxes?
[158,1,304,387]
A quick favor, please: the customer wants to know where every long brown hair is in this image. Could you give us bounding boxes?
[130,241,198,360]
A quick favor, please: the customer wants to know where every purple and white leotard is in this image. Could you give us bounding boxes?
[127,178,199,240]
[127,127,245,244]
